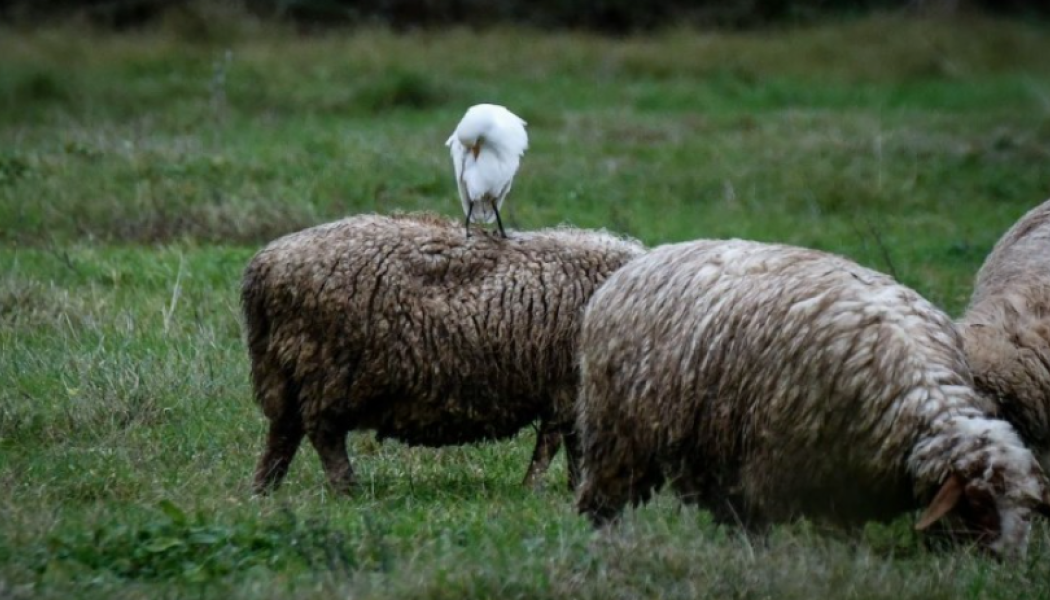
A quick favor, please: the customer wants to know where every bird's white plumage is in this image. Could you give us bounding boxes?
[446,104,528,225]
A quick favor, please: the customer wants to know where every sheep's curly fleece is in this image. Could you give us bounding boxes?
[242,212,644,494]
[575,239,1049,555]
[960,199,1050,470]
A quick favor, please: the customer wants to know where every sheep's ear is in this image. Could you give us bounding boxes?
[915,474,965,530]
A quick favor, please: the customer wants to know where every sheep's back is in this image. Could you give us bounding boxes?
[970,199,1050,309]
[580,239,974,523]
[245,213,642,445]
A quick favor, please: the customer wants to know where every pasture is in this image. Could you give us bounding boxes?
[2,11,1050,598]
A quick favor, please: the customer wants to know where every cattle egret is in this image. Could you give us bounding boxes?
[446,104,528,238]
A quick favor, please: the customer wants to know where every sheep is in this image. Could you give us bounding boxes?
[242,212,644,495]
[958,199,1050,471]
[575,238,1050,556]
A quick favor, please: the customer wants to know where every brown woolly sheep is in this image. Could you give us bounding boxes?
[242,212,644,495]
[959,199,1050,470]
[575,239,1050,556]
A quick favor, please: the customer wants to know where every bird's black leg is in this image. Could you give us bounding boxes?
[492,201,506,239]
[464,202,474,238]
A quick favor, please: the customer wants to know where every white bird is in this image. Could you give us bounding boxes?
[446,104,528,238]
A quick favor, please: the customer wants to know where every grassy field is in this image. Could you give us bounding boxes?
[2,10,1050,599]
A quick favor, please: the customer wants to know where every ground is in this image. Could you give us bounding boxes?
[2,11,1050,599]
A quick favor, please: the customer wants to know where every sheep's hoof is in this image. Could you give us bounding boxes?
[252,483,275,497]
[522,472,546,491]
[251,472,286,497]
[578,495,624,529]
[585,510,620,529]
[328,476,359,497]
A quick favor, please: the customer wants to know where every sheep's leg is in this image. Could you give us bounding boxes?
[492,201,507,239]
[253,416,305,495]
[522,425,562,489]
[563,429,582,491]
[576,438,662,527]
[306,423,356,495]
[578,467,664,527]
[577,478,629,527]
[250,363,305,495]
[576,446,632,526]
[464,202,474,238]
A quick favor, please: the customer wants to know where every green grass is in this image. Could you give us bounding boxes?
[3,12,1050,599]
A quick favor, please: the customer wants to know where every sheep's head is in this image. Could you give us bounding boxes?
[916,470,1050,557]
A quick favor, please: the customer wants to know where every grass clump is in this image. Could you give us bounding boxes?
[35,501,368,583]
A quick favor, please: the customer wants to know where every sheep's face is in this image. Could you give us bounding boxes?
[917,473,1050,557]
[984,488,1050,558]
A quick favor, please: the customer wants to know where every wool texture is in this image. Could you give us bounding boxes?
[242,212,644,494]
[960,199,1050,469]
[575,239,1049,556]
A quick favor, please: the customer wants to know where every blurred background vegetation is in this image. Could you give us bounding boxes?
[1,0,1047,32]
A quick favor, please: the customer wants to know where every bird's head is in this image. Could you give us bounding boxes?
[447,103,528,161]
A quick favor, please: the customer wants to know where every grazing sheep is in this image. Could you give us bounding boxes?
[575,239,1050,556]
[243,212,644,495]
[959,199,1050,470]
